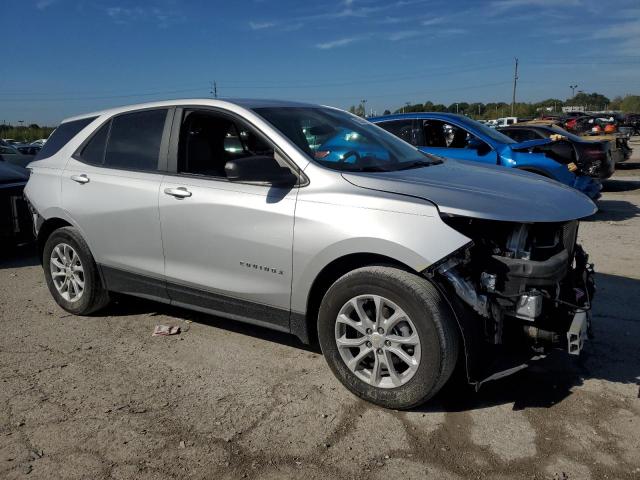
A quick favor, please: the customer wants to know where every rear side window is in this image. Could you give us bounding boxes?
[104,109,168,171]
[79,121,110,165]
[35,116,97,160]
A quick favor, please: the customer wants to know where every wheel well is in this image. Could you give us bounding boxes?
[36,218,72,263]
[303,253,413,345]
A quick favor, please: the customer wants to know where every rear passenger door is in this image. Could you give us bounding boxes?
[62,108,172,298]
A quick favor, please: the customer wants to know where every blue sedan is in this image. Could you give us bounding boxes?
[369,113,601,200]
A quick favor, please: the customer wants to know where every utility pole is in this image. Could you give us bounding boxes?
[455,103,459,114]
[511,57,519,117]
[569,84,578,98]
[211,81,218,98]
[403,102,410,113]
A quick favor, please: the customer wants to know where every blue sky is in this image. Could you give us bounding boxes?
[1,0,639,125]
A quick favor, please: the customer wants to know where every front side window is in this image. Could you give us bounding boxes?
[421,120,489,150]
[254,107,437,172]
[178,110,277,177]
[104,109,168,171]
[376,120,416,145]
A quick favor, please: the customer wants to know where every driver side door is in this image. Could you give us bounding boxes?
[417,120,498,165]
[158,108,298,331]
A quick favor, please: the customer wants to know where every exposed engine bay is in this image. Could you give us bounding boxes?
[429,215,595,385]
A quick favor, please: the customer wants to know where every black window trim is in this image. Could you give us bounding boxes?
[165,105,308,188]
[72,106,174,175]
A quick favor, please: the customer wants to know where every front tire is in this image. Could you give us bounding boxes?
[318,266,459,409]
[43,227,109,315]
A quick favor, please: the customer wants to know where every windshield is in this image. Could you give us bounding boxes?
[253,107,439,172]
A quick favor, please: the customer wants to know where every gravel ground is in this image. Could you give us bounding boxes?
[1,141,639,479]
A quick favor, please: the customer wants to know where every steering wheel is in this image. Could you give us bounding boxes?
[339,150,362,164]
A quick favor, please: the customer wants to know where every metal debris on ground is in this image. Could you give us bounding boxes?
[152,325,181,336]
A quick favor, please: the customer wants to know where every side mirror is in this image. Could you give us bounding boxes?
[468,137,491,155]
[225,155,297,186]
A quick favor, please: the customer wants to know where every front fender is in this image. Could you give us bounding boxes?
[290,191,471,313]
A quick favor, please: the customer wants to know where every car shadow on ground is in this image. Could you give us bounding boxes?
[103,294,320,353]
[3,245,639,412]
[0,243,39,269]
[586,199,640,222]
[616,161,640,171]
[105,272,640,413]
[602,177,640,192]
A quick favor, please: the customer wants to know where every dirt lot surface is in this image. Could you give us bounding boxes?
[1,141,639,480]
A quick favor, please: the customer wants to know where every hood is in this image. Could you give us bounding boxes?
[342,159,596,223]
[509,138,555,151]
[0,162,29,185]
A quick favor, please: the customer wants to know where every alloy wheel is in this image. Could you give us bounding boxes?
[335,294,421,389]
[50,243,85,302]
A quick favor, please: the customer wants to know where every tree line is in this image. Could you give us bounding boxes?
[0,124,55,143]
[348,93,640,119]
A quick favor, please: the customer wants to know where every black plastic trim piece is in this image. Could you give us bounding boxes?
[99,264,291,333]
[166,281,290,330]
[100,265,168,300]
[290,311,310,344]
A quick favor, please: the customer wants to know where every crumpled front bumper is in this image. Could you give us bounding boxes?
[573,175,602,201]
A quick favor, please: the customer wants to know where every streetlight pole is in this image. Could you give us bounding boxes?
[569,84,578,98]
[511,57,519,117]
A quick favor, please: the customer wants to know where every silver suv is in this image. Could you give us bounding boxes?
[25,99,597,409]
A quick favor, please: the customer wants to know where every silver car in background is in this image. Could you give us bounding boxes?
[25,99,597,409]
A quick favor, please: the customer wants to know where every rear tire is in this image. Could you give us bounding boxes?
[43,227,109,315]
[318,266,459,409]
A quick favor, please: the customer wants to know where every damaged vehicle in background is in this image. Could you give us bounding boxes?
[25,99,596,409]
[563,115,633,163]
[498,122,615,179]
[370,113,602,200]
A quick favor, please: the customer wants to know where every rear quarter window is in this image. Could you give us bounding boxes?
[34,117,97,160]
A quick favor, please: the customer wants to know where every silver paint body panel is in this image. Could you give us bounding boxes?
[25,98,595,326]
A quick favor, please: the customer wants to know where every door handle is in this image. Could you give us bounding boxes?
[164,187,192,198]
[70,174,90,184]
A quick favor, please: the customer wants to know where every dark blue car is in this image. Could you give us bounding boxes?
[369,113,601,200]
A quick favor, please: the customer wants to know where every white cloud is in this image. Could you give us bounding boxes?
[36,0,57,9]
[249,21,276,30]
[490,0,581,11]
[592,19,640,54]
[105,6,183,27]
[421,16,446,26]
[388,30,421,41]
[316,37,359,49]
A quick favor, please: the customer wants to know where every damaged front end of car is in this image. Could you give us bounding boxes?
[426,215,595,389]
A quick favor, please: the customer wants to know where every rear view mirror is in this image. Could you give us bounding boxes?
[225,155,297,186]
